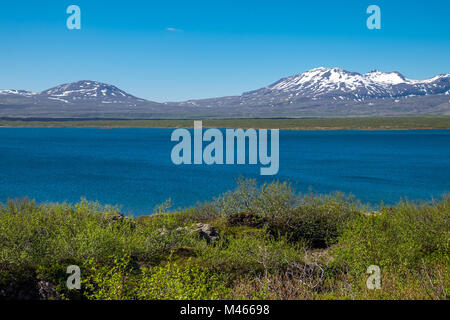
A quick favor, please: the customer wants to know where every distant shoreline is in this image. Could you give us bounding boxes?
[0,116,450,130]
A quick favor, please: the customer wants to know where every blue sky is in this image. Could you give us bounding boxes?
[0,0,449,101]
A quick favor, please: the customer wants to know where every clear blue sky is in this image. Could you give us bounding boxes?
[0,0,449,101]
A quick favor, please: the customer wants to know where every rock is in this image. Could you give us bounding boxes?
[37,280,60,300]
[102,212,136,229]
[156,223,219,244]
[0,274,59,300]
[157,227,168,236]
[190,223,220,243]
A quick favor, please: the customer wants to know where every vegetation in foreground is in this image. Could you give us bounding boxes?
[0,179,448,300]
[1,116,450,130]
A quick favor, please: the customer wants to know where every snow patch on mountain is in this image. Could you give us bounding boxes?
[0,89,36,96]
[364,70,407,85]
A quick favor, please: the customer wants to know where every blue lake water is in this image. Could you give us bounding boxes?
[0,128,449,216]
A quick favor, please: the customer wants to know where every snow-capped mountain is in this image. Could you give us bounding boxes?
[40,80,146,104]
[170,67,450,112]
[0,80,147,105]
[0,80,165,119]
[241,67,450,103]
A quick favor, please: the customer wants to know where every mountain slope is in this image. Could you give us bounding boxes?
[40,81,146,104]
[174,67,450,108]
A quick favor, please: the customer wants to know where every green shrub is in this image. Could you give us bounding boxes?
[195,233,305,276]
[82,254,136,300]
[265,193,363,248]
[335,196,450,275]
[82,254,229,300]
[214,178,299,217]
[202,179,363,248]
[136,258,229,300]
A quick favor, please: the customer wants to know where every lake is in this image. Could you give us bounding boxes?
[0,128,449,216]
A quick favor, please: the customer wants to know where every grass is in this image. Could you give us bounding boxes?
[1,116,450,130]
[0,179,448,300]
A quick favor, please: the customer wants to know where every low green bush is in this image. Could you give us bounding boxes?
[195,233,306,276]
[335,195,450,275]
[136,258,229,300]
[265,193,363,248]
[214,178,299,217]
[82,254,229,300]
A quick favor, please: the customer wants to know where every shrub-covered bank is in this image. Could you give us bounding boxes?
[0,179,448,300]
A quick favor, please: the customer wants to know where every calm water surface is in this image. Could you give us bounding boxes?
[0,128,449,215]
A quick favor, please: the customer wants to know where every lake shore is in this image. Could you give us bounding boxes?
[1,116,450,130]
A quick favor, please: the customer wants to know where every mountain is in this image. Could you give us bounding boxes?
[1,68,449,119]
[0,81,172,119]
[252,68,449,100]
[0,81,147,105]
[253,67,449,101]
[40,81,146,104]
[173,67,450,108]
